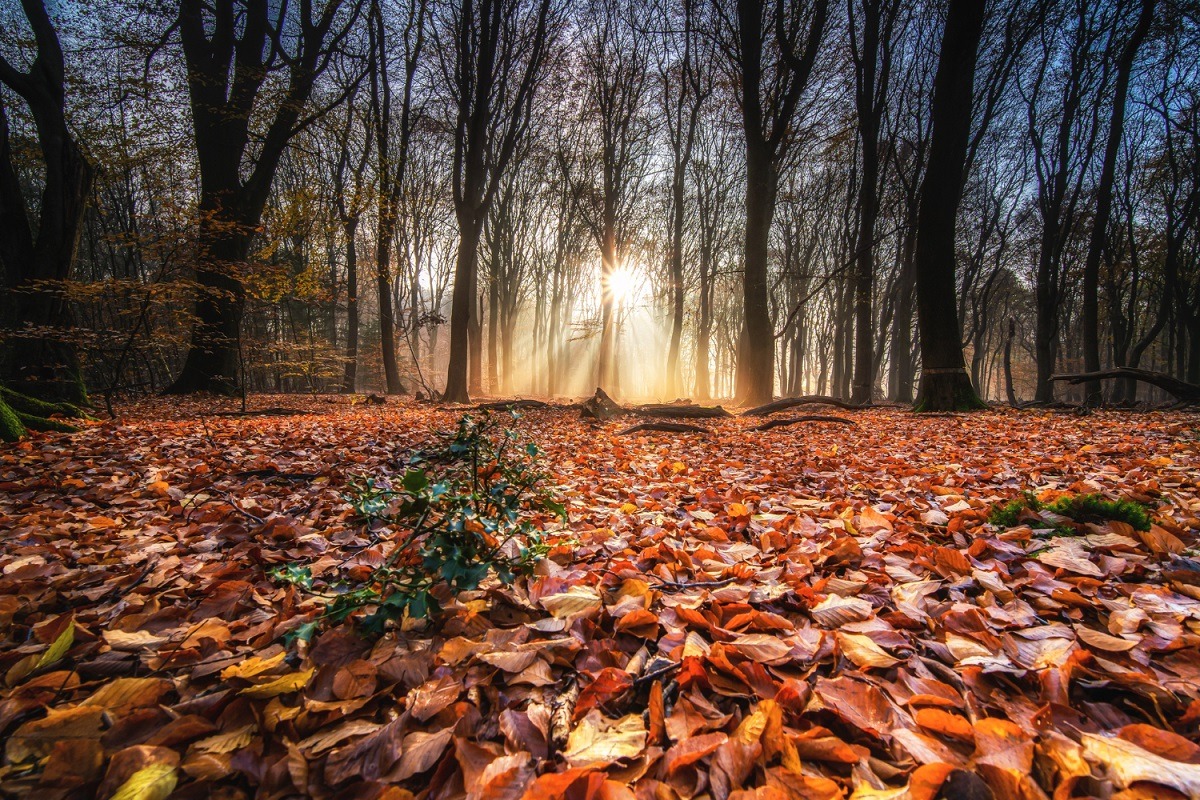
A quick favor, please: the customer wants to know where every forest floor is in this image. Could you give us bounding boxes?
[2,396,1200,799]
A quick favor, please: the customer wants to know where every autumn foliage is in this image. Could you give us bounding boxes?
[2,398,1200,798]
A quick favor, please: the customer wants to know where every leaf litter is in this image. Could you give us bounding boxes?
[1,397,1199,799]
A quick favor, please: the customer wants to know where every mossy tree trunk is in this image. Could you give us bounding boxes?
[0,385,87,442]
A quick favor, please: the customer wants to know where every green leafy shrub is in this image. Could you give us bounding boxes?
[273,412,565,638]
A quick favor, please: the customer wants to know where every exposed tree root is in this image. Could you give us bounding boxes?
[213,407,308,418]
[742,395,867,416]
[751,415,858,431]
[0,386,90,442]
[475,398,549,411]
[618,421,707,435]
[1049,367,1200,404]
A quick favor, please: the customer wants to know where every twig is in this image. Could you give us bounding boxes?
[651,575,738,591]
[632,660,681,687]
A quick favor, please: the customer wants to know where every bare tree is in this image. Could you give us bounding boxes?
[167,0,360,394]
[369,0,427,395]
[715,0,830,405]
[1080,0,1155,405]
[0,0,93,403]
[848,0,901,404]
[440,0,558,403]
[914,0,987,411]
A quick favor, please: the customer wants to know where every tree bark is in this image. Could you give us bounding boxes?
[342,218,359,393]
[913,0,987,411]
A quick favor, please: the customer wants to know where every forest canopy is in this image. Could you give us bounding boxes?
[0,0,1198,413]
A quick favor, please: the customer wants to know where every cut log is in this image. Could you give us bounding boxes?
[580,387,624,421]
[618,422,707,435]
[632,403,732,418]
[751,415,858,431]
[1048,368,1200,404]
[475,398,549,411]
[742,395,868,416]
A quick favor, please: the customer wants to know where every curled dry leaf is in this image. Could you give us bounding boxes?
[1082,733,1200,796]
[809,594,875,627]
[563,711,647,767]
[836,632,901,669]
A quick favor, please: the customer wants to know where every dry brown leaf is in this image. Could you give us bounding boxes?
[836,632,901,669]
[563,711,647,767]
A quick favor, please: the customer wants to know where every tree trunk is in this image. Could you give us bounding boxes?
[0,0,94,405]
[342,218,359,393]
[597,228,619,393]
[1033,233,1060,403]
[1003,318,1017,405]
[167,218,248,394]
[736,146,777,405]
[445,218,483,403]
[377,227,404,394]
[914,0,987,412]
[488,271,500,393]
[850,0,883,406]
[666,172,686,397]
[888,222,917,402]
[1080,0,1155,405]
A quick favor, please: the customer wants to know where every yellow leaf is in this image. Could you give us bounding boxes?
[564,711,646,767]
[836,632,901,670]
[36,622,75,670]
[103,629,169,651]
[81,677,171,711]
[221,650,288,681]
[109,762,178,800]
[620,502,638,514]
[727,633,790,664]
[191,724,257,754]
[540,585,602,620]
[239,668,313,698]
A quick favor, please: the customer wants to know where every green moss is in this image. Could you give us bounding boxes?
[988,491,1041,527]
[1046,493,1152,531]
[0,385,88,441]
[0,386,90,420]
[0,398,24,442]
[989,491,1153,535]
[18,413,78,434]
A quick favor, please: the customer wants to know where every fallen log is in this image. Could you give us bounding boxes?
[632,403,732,418]
[742,395,867,416]
[1048,368,1200,404]
[475,398,549,411]
[618,421,707,435]
[751,415,858,431]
